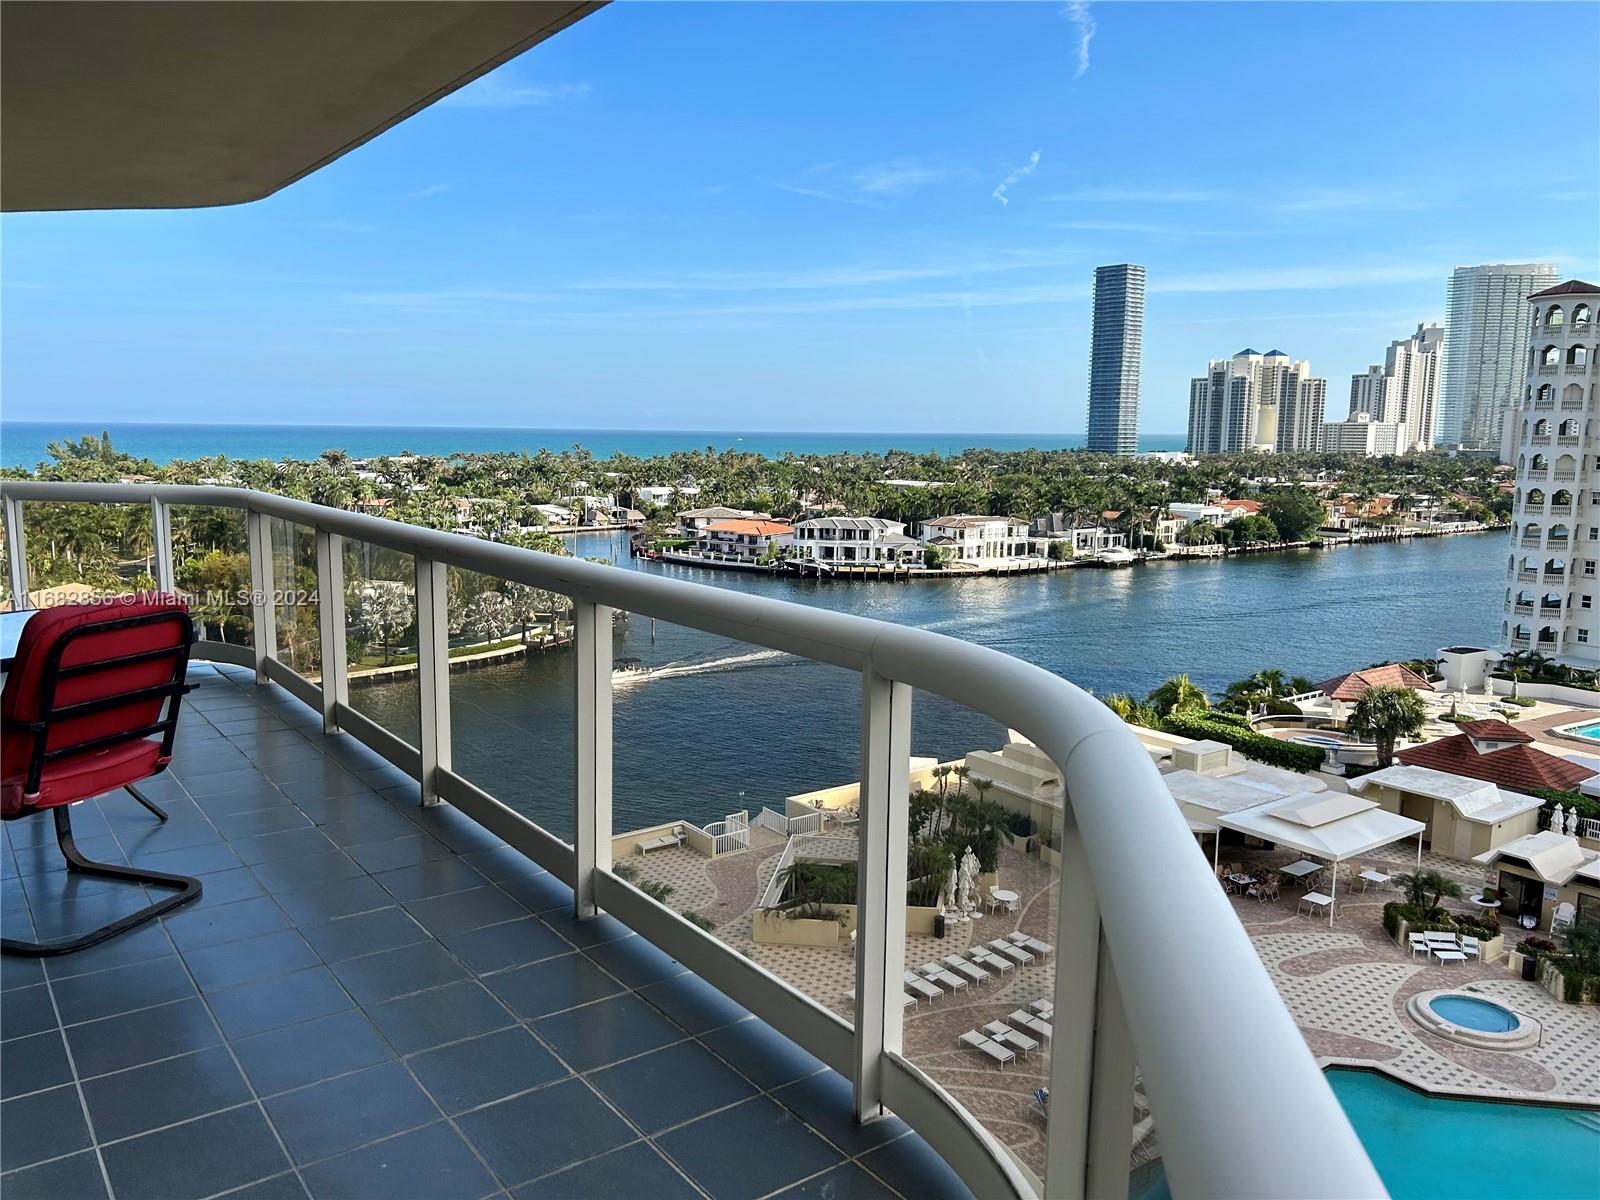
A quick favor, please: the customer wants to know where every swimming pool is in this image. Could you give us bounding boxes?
[1428,994,1519,1033]
[1571,722,1600,741]
[1131,1069,1600,1200]
[1290,734,1346,747]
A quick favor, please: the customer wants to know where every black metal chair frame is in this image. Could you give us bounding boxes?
[2,608,202,956]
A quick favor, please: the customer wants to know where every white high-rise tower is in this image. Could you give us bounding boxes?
[1439,263,1558,450]
[1503,280,1599,667]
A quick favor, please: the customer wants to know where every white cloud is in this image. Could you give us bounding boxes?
[442,77,591,109]
[992,150,1042,207]
[406,184,450,200]
[1062,1,1095,78]
[777,158,961,205]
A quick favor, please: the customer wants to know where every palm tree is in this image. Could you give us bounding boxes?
[1147,673,1208,716]
[1391,870,1464,917]
[1347,684,1427,767]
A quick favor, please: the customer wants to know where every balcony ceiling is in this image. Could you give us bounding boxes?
[0,0,603,212]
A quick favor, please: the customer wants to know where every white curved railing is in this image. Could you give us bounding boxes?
[0,480,1385,1200]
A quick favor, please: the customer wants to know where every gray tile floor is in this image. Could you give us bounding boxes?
[1,664,973,1200]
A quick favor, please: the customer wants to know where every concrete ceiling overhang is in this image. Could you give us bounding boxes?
[1,0,603,212]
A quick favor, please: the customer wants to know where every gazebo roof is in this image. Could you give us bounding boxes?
[1214,791,1425,863]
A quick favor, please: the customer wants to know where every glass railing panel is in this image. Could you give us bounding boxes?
[268,518,321,679]
[170,503,253,644]
[342,537,420,746]
[907,691,1073,1191]
[20,501,154,605]
[611,611,862,1023]
[443,564,576,840]
[0,508,12,613]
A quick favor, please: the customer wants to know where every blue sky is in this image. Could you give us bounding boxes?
[2,1,1596,435]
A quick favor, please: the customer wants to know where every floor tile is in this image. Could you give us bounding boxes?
[1,983,59,1041]
[100,1103,292,1200]
[403,887,529,940]
[771,1071,907,1156]
[217,1171,313,1200]
[582,935,686,989]
[856,1135,974,1200]
[0,953,45,993]
[132,840,246,878]
[366,979,515,1055]
[81,1044,253,1143]
[182,928,319,992]
[230,827,339,866]
[300,1120,497,1200]
[0,1084,93,1172]
[407,1026,570,1114]
[0,1028,73,1099]
[41,921,174,981]
[164,895,292,951]
[66,996,223,1078]
[272,876,394,924]
[330,941,467,1005]
[0,1149,110,1200]
[456,1077,634,1187]
[771,1162,899,1200]
[374,858,488,902]
[512,1141,702,1200]
[493,871,574,915]
[485,953,622,1020]
[52,955,195,1025]
[210,805,313,841]
[342,834,453,875]
[534,910,632,949]
[250,850,366,894]
[588,1040,757,1134]
[460,846,549,884]
[179,865,267,909]
[438,916,574,975]
[656,1097,844,1200]
[699,1018,825,1090]
[264,1061,439,1164]
[231,1008,394,1096]
[531,993,685,1072]
[636,972,751,1035]
[207,966,353,1040]
[298,906,429,963]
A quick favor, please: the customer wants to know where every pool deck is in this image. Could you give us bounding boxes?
[1224,842,1600,1109]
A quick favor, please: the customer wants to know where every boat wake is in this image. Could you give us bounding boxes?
[613,647,792,688]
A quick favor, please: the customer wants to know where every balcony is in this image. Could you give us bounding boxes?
[1554,470,1578,482]
[0,481,1378,1200]
[1517,568,1539,582]
[1544,570,1568,584]
[1513,602,1535,615]
[1551,504,1575,517]
[1533,398,1556,410]
[1529,434,1552,447]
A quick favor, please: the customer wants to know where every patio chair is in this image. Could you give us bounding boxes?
[967,946,1013,975]
[1459,936,1481,959]
[1408,934,1431,958]
[1551,902,1576,933]
[2,597,202,956]
[1028,998,1053,1016]
[945,954,989,985]
[1033,1088,1050,1116]
[957,1030,1014,1069]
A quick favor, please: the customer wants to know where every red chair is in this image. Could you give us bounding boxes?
[2,595,202,956]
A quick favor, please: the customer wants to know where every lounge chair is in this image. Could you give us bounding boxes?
[967,947,1013,975]
[920,963,968,994]
[1008,1010,1052,1040]
[1008,931,1054,956]
[985,1021,1038,1057]
[905,972,942,1003]
[1028,998,1053,1016]
[945,954,989,985]
[989,938,1034,965]
[957,1030,1014,1069]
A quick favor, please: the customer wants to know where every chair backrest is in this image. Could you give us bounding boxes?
[2,596,192,809]
[1554,902,1575,920]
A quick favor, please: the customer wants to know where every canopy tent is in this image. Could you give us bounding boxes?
[1213,791,1426,925]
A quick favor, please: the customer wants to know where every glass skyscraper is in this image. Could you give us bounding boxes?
[1438,263,1558,450]
[1086,263,1145,454]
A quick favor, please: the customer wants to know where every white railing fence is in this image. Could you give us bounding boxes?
[704,810,751,855]
[0,481,1385,1200]
[754,805,825,837]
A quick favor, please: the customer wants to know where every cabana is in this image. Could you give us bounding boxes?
[1212,791,1426,926]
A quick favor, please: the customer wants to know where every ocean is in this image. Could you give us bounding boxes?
[0,421,1189,469]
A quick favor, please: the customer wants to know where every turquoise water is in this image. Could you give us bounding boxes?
[1428,995,1518,1033]
[1133,1069,1600,1200]
[1572,722,1600,741]
[0,421,1187,469]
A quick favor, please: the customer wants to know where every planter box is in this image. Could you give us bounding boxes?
[1039,843,1061,867]
[1002,829,1032,852]
[1392,917,1503,964]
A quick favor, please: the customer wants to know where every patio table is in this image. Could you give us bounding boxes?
[1432,949,1467,966]
[1281,860,1323,890]
[1357,869,1391,892]
[1298,891,1335,919]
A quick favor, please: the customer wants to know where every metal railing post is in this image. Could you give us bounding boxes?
[853,669,912,1121]
[415,556,451,806]
[3,495,28,608]
[315,529,348,733]
[1045,816,1099,1198]
[1086,946,1135,1200]
[573,600,614,919]
[246,508,276,683]
[150,498,175,594]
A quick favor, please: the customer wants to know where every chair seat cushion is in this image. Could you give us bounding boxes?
[2,739,162,817]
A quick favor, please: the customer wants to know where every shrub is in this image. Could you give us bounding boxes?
[1533,788,1600,824]
[680,910,718,932]
[1517,936,1559,957]
[1160,711,1327,772]
[1504,695,1537,708]
[1005,811,1034,838]
[639,879,675,904]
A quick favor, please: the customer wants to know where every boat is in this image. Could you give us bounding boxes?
[612,657,652,685]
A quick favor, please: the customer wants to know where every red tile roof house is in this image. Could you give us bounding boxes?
[1313,663,1435,726]
[1397,720,1598,793]
[696,518,795,561]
